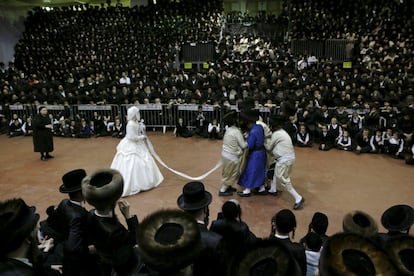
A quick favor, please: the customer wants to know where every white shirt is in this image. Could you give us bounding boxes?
[222,126,247,160]
[266,128,295,162]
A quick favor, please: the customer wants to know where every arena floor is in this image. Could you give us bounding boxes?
[0,132,413,240]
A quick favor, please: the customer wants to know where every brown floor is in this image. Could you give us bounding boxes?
[0,132,413,240]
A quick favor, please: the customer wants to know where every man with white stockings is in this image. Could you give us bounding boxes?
[266,115,305,210]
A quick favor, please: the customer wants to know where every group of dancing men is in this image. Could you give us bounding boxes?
[219,101,305,210]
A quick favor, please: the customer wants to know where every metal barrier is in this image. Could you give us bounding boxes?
[4,104,384,132]
[72,105,120,122]
[291,39,355,62]
[8,105,29,120]
[120,104,172,130]
[325,39,354,62]
[291,40,324,58]
[175,104,222,129]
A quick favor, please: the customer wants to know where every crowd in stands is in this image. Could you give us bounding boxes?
[0,0,411,155]
[1,170,413,275]
[0,0,412,163]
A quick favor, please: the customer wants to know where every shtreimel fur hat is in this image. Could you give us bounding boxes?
[319,233,398,276]
[82,168,123,211]
[342,210,378,238]
[137,209,201,272]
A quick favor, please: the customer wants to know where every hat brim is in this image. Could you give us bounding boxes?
[230,239,299,276]
[381,205,414,232]
[177,192,212,211]
[59,184,82,193]
[320,233,397,275]
[137,209,201,272]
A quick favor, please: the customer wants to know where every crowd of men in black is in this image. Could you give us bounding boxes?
[0,0,413,162]
[1,169,413,275]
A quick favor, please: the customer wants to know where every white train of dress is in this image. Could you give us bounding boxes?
[111,120,164,197]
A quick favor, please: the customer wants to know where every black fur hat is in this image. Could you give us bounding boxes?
[137,209,201,272]
[319,233,398,276]
[82,168,123,211]
[342,210,378,238]
[230,238,302,276]
[384,235,414,275]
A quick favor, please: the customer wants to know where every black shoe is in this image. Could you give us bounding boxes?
[268,191,279,196]
[237,191,251,197]
[41,157,48,161]
[218,190,233,197]
[256,190,268,195]
[46,154,54,159]
[227,186,237,192]
[293,198,305,210]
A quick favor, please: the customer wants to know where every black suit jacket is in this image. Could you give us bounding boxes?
[193,223,224,276]
[86,211,140,275]
[271,236,306,276]
[0,258,33,276]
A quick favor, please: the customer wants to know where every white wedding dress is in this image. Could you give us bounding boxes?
[111,119,164,197]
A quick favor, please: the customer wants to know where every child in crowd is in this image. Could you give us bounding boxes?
[208,118,221,139]
[296,124,312,147]
[327,117,342,143]
[336,130,352,151]
[387,131,404,159]
[78,119,92,138]
[370,129,385,153]
[174,117,193,138]
[319,125,334,151]
[354,129,371,154]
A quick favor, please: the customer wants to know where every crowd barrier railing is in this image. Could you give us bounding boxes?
[3,103,281,130]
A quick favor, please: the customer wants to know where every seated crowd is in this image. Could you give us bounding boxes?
[0,0,412,162]
[1,168,413,275]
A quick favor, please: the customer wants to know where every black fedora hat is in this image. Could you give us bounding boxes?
[0,198,40,256]
[137,209,201,272]
[268,114,287,128]
[381,204,414,232]
[319,233,398,276]
[239,109,260,123]
[59,169,87,193]
[177,181,212,211]
[230,238,302,276]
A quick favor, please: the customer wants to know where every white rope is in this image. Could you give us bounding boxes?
[145,138,223,181]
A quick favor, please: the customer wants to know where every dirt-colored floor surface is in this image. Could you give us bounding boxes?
[0,132,413,240]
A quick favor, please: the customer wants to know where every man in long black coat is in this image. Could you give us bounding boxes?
[33,106,54,161]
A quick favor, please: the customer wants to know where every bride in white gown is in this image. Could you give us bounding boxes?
[111,106,164,197]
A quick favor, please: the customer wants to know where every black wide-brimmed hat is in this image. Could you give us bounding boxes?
[82,168,123,211]
[177,181,212,211]
[268,114,287,129]
[0,198,40,256]
[59,169,87,193]
[319,233,398,276]
[384,235,414,275]
[222,110,238,126]
[230,238,302,276]
[381,204,414,232]
[342,210,378,238]
[137,209,201,272]
[239,109,260,123]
